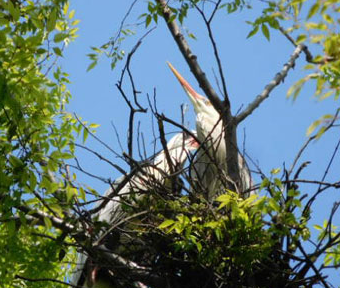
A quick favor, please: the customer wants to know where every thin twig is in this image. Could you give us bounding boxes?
[296,242,331,288]
[278,26,335,64]
[15,275,78,288]
[289,108,340,176]
[75,143,126,175]
[193,0,229,102]
[73,113,123,160]
[116,29,152,166]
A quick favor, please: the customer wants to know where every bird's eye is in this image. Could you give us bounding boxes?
[204,99,211,106]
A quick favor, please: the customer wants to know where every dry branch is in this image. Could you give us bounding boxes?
[235,44,305,124]
[156,0,225,115]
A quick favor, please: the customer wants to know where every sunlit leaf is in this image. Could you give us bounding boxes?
[296,34,307,44]
[307,3,319,19]
[159,219,175,229]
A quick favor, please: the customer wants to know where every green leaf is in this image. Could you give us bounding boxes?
[188,33,197,40]
[259,178,270,190]
[159,219,175,229]
[307,3,319,19]
[304,64,314,70]
[314,224,322,231]
[66,186,77,202]
[287,77,308,100]
[79,187,86,201]
[318,90,333,101]
[43,217,53,230]
[83,127,89,143]
[69,10,75,19]
[49,204,64,217]
[195,241,202,252]
[89,123,100,128]
[72,19,81,26]
[306,119,321,136]
[168,14,176,23]
[63,1,70,15]
[322,14,334,24]
[324,254,333,266]
[305,22,327,30]
[261,24,270,41]
[9,155,24,168]
[145,15,152,27]
[53,47,63,57]
[54,33,67,43]
[6,220,16,236]
[28,171,37,190]
[216,193,231,203]
[296,34,307,44]
[26,198,39,205]
[268,198,280,212]
[60,152,74,160]
[246,25,259,38]
[7,1,20,22]
[153,13,158,24]
[270,168,281,175]
[86,61,97,72]
[204,221,219,229]
[47,9,57,32]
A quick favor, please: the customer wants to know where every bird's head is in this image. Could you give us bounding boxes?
[167,62,219,119]
[166,131,199,153]
[154,131,198,173]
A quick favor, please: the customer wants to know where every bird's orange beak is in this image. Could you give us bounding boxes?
[167,62,205,102]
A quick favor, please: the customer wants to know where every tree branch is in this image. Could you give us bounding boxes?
[278,26,335,65]
[15,275,78,288]
[157,0,242,191]
[288,108,340,176]
[193,0,230,103]
[156,0,225,115]
[235,44,305,124]
[16,205,75,232]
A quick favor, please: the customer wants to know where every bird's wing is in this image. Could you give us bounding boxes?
[70,249,87,286]
[97,185,125,224]
[71,175,134,286]
[238,153,253,196]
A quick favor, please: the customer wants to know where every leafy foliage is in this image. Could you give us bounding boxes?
[155,175,320,287]
[1,0,340,288]
[0,1,83,287]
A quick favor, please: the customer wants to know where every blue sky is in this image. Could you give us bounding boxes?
[62,1,339,284]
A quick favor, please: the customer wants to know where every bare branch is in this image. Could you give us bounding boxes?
[15,275,78,288]
[116,29,152,166]
[303,132,340,219]
[156,0,225,115]
[235,44,305,124]
[73,113,123,161]
[278,26,335,65]
[295,242,331,288]
[193,0,230,102]
[16,205,75,232]
[288,108,340,176]
[74,143,127,176]
[283,179,340,188]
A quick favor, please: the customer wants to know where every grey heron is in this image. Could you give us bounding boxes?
[167,62,252,200]
[71,131,198,288]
